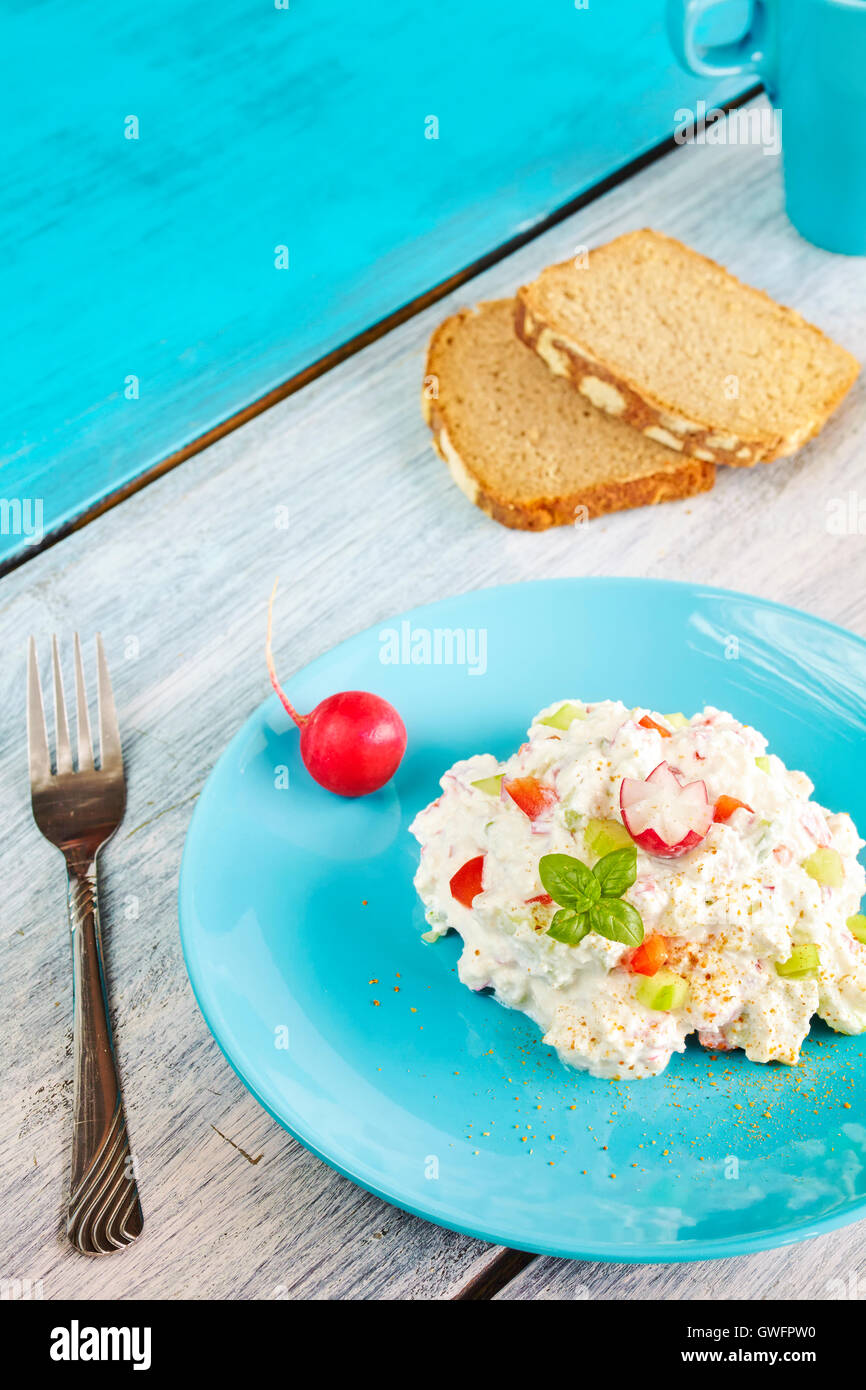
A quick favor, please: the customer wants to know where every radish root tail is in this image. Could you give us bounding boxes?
[266,579,306,728]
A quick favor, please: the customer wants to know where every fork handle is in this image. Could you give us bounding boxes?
[66,860,143,1254]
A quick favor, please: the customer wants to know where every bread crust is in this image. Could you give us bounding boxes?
[423,304,715,531]
[515,231,860,467]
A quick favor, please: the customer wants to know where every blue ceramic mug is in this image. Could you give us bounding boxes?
[667,0,866,254]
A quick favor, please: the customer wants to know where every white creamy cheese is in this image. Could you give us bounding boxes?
[410,701,866,1079]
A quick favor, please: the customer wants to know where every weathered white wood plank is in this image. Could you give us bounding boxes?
[2,99,866,1298]
[493,1231,863,1301]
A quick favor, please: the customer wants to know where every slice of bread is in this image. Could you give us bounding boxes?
[515,229,859,466]
[422,299,714,530]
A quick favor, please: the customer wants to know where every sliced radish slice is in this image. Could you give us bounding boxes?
[698,1028,734,1051]
[620,761,712,859]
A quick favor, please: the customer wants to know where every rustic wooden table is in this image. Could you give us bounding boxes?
[0,0,742,567]
[3,99,866,1300]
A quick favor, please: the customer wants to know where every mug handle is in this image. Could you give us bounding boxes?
[667,0,769,79]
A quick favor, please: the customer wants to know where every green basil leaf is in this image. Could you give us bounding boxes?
[592,845,637,899]
[589,897,644,946]
[538,853,600,912]
[546,908,591,947]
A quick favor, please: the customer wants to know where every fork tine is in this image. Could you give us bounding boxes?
[27,637,52,785]
[95,634,122,770]
[52,635,73,774]
[73,633,94,771]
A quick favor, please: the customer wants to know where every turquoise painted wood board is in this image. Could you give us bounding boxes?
[0,0,745,563]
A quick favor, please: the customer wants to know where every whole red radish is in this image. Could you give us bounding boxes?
[620,761,712,859]
[266,582,407,797]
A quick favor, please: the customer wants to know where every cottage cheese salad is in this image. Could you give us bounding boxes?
[410,701,866,1079]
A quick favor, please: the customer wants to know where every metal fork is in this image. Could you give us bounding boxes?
[27,634,143,1256]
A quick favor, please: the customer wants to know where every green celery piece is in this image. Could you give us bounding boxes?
[847,914,866,944]
[539,702,586,731]
[755,756,771,774]
[471,774,503,795]
[775,943,819,979]
[802,848,844,889]
[635,969,689,1012]
[584,818,632,858]
[663,712,690,730]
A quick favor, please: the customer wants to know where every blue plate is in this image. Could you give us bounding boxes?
[179,578,866,1261]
